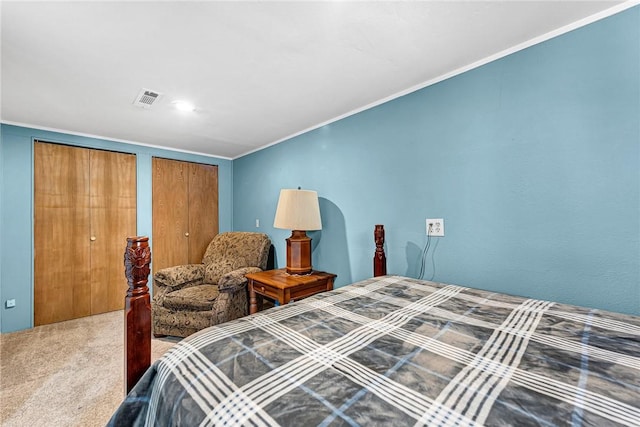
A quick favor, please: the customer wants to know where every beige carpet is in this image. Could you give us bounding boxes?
[0,311,179,427]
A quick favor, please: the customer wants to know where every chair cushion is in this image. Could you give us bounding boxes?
[204,257,249,285]
[163,285,220,311]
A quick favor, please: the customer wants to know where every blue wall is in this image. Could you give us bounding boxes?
[0,124,233,332]
[233,7,640,315]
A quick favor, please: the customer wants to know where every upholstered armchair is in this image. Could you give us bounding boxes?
[152,232,271,338]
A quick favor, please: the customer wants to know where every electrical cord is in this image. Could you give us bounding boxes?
[428,238,439,281]
[418,231,432,280]
[419,222,441,280]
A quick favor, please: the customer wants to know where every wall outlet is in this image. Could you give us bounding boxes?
[426,218,444,237]
[255,219,260,228]
[5,299,16,308]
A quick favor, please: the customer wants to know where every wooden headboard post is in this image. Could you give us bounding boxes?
[374,224,387,277]
[124,236,152,394]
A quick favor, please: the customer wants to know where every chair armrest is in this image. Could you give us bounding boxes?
[154,264,204,289]
[218,267,263,292]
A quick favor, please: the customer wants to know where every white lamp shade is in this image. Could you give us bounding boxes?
[273,189,322,231]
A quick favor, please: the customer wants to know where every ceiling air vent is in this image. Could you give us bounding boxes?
[133,88,163,109]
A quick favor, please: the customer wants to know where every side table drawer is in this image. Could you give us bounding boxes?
[254,283,279,300]
[289,279,333,301]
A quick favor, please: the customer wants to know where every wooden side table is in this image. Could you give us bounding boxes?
[246,269,336,314]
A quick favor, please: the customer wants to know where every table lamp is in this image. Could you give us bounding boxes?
[273,188,322,275]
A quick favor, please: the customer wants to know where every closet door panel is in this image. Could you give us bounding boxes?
[188,163,219,264]
[34,142,91,325]
[90,150,137,314]
[152,158,189,274]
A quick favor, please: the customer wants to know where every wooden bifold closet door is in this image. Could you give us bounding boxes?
[34,142,136,326]
[152,158,218,274]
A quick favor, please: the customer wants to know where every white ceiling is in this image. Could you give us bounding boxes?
[1,1,632,159]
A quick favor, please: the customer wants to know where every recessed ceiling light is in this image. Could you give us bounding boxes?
[173,100,195,112]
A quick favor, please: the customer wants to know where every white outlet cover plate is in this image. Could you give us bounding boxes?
[426,218,444,236]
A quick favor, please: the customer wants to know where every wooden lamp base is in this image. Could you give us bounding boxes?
[285,230,313,275]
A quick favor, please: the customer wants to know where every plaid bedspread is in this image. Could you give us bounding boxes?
[109,275,640,426]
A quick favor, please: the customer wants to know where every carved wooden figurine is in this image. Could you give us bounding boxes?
[374,224,387,277]
[124,236,152,394]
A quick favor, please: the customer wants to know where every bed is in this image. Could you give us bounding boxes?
[112,232,640,426]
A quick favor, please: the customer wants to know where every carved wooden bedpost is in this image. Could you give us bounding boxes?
[374,225,387,277]
[124,236,151,394]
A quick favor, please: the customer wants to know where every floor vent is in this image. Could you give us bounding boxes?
[133,88,163,109]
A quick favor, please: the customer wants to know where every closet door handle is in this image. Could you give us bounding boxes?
[184,232,189,237]
[90,236,96,241]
